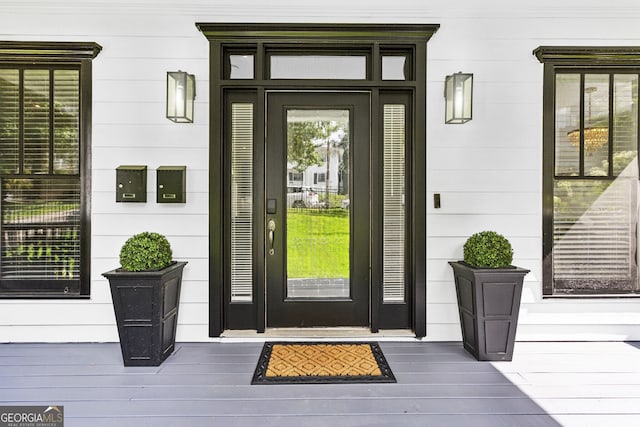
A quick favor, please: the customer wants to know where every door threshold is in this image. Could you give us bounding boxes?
[220,328,417,342]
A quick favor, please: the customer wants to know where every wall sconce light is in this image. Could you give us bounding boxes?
[166,71,195,123]
[445,72,473,124]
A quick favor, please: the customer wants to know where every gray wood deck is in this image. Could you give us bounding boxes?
[1,341,639,426]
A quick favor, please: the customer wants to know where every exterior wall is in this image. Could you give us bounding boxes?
[0,0,639,342]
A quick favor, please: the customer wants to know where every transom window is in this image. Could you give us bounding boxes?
[223,46,415,82]
[0,42,100,297]
[536,47,640,296]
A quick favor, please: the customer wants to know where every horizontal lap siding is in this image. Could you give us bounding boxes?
[0,4,214,342]
[0,0,640,341]
[86,21,212,342]
[422,1,640,342]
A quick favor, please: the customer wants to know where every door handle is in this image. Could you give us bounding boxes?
[267,219,276,255]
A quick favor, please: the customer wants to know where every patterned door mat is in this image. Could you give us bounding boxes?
[251,342,396,384]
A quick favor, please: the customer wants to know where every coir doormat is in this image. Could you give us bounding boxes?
[251,342,396,384]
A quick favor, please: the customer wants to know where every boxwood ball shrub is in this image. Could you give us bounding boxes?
[463,231,513,268]
[119,232,173,272]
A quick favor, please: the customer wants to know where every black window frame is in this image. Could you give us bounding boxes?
[0,41,101,299]
[535,46,640,298]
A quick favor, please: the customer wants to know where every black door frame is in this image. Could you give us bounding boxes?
[197,23,439,337]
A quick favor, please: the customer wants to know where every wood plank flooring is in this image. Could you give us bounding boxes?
[0,341,639,426]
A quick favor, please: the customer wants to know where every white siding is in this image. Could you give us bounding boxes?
[0,0,640,342]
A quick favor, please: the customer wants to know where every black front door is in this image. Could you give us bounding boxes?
[265,92,370,327]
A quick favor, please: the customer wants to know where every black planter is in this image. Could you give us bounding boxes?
[102,261,187,366]
[448,261,529,361]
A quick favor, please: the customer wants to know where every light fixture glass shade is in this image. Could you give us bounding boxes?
[445,72,473,124]
[567,126,609,153]
[166,71,195,123]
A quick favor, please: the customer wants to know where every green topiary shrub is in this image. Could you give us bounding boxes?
[119,232,173,272]
[463,231,513,268]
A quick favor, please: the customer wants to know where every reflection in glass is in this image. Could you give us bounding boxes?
[555,74,580,175]
[271,56,366,80]
[0,69,20,174]
[382,56,406,80]
[613,75,638,175]
[553,178,638,293]
[285,109,350,298]
[1,178,80,280]
[24,70,50,174]
[583,75,610,176]
[228,55,254,79]
[54,70,80,174]
[552,73,640,294]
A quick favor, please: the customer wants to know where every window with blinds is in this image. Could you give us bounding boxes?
[551,72,640,294]
[1,178,80,281]
[382,104,406,302]
[230,103,254,302]
[0,65,84,295]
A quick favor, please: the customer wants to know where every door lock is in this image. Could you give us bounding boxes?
[267,219,276,255]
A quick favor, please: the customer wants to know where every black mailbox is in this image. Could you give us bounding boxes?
[116,165,147,202]
[157,166,186,203]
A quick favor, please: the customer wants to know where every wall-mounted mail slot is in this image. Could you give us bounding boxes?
[157,166,186,203]
[116,165,147,203]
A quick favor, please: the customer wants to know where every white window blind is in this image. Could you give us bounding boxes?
[53,70,80,174]
[0,69,19,174]
[230,103,254,302]
[23,70,50,174]
[553,179,637,292]
[1,178,80,280]
[554,74,580,176]
[0,67,82,287]
[382,104,406,302]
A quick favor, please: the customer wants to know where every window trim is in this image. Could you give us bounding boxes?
[535,46,640,298]
[0,41,101,62]
[0,41,101,299]
[535,46,640,67]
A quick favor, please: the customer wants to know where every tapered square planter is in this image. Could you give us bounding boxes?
[103,261,187,366]
[449,261,529,361]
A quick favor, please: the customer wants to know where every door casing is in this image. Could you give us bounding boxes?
[197,23,438,337]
